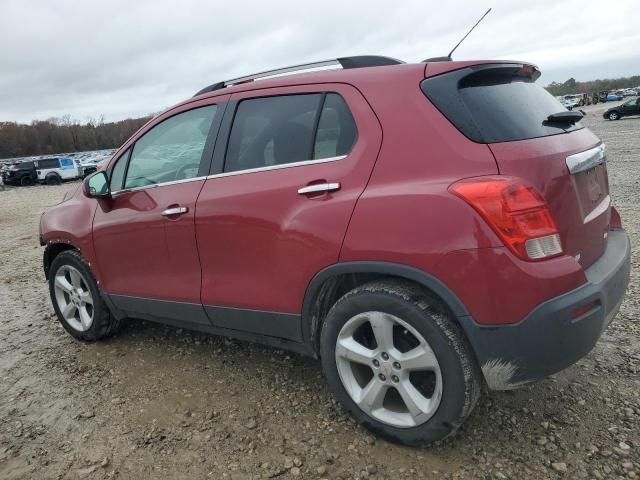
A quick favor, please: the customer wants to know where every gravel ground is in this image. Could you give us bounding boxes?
[0,107,638,480]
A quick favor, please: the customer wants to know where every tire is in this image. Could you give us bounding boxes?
[49,250,122,341]
[320,279,481,446]
[20,176,33,186]
[608,111,620,120]
[45,173,62,185]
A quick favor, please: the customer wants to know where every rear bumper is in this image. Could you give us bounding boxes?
[459,229,631,390]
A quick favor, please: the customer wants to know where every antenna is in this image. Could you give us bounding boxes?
[448,7,492,58]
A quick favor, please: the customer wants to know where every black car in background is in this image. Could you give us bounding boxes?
[604,97,640,120]
[2,160,38,186]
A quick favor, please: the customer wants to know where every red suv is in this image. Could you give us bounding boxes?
[40,56,630,446]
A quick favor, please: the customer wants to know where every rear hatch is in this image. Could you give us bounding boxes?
[421,63,610,268]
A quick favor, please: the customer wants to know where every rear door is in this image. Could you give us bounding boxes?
[626,97,640,115]
[422,64,611,268]
[92,99,226,324]
[195,84,382,340]
[35,158,60,181]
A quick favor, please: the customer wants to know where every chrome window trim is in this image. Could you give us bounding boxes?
[566,144,606,174]
[583,194,611,224]
[206,154,347,180]
[111,175,207,196]
[109,155,348,195]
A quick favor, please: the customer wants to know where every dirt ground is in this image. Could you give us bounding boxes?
[0,105,638,480]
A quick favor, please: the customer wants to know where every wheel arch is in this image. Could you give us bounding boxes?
[301,262,470,356]
[43,242,78,280]
[45,171,62,183]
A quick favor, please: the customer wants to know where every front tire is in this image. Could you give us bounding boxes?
[49,250,122,341]
[609,111,620,120]
[320,279,481,446]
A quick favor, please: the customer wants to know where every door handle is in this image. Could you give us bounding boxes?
[161,206,188,216]
[297,182,341,195]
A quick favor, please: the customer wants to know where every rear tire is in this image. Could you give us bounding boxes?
[49,250,122,341]
[320,279,481,446]
[45,173,62,185]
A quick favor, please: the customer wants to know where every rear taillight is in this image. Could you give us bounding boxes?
[450,176,562,261]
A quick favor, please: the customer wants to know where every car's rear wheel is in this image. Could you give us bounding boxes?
[320,279,481,446]
[609,111,619,120]
[45,173,61,185]
[49,250,122,341]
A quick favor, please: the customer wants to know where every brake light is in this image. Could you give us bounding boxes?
[450,176,562,261]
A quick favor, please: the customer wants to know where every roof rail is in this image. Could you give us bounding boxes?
[194,55,404,97]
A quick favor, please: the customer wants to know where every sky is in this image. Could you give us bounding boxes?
[1,0,638,124]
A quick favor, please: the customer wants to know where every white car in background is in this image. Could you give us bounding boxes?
[34,157,84,185]
[561,95,580,110]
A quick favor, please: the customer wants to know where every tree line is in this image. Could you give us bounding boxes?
[545,75,640,97]
[0,115,152,160]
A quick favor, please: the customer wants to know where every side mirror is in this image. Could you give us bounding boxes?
[83,171,111,199]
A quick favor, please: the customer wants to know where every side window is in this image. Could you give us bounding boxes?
[109,148,130,191]
[37,158,60,169]
[124,105,217,189]
[59,157,74,169]
[313,94,357,159]
[224,94,322,173]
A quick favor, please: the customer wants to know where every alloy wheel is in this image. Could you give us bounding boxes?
[53,265,94,332]
[335,311,443,428]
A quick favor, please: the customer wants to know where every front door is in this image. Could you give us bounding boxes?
[92,100,225,324]
[195,85,382,340]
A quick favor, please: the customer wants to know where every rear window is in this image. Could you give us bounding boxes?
[421,64,583,143]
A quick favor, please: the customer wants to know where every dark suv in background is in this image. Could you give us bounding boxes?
[2,160,38,186]
[604,96,640,120]
[39,55,630,446]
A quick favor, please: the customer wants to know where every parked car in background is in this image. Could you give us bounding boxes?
[39,55,630,446]
[34,157,84,185]
[604,97,640,120]
[2,160,38,186]
[607,93,623,102]
[561,95,580,110]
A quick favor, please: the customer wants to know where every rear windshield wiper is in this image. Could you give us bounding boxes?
[545,111,583,125]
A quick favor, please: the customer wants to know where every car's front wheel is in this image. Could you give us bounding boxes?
[320,279,481,446]
[609,111,620,120]
[49,250,122,341]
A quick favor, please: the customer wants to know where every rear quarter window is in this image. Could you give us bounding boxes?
[421,64,583,143]
[36,158,60,169]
